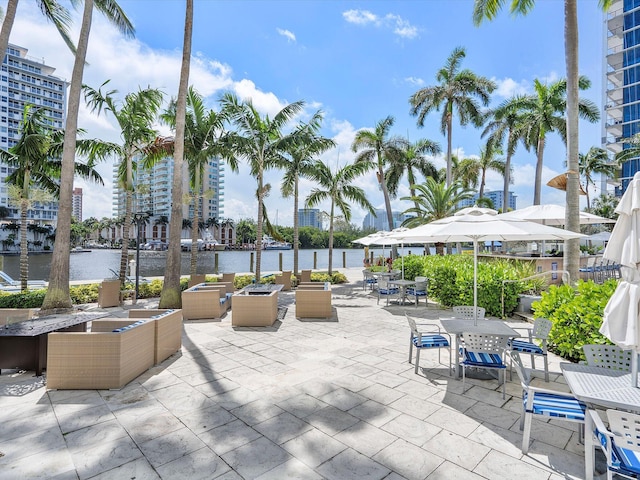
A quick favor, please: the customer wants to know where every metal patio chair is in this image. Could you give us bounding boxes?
[509,317,552,382]
[406,313,451,376]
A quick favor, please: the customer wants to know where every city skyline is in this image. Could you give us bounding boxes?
[7,1,605,227]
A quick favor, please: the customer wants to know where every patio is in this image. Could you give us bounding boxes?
[0,268,590,479]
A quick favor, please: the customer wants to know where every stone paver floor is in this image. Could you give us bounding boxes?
[0,268,593,479]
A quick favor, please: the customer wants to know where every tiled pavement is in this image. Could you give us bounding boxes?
[0,268,593,479]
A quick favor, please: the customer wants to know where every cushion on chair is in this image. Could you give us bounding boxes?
[611,444,640,475]
[462,351,505,368]
[523,391,586,420]
[379,288,399,294]
[510,339,545,355]
[412,334,449,349]
[112,320,146,333]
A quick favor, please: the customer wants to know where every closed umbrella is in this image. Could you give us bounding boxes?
[389,210,585,324]
[600,171,640,386]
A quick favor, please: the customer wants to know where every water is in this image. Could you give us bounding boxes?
[0,247,376,282]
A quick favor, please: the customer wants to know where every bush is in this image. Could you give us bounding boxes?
[532,279,618,362]
[0,289,46,308]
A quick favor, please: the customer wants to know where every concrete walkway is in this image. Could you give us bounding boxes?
[0,268,588,479]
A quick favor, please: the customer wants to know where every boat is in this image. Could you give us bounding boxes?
[262,235,292,250]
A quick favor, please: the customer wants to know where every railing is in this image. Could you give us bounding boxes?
[501,270,570,319]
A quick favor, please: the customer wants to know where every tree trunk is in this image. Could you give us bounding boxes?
[479,169,486,199]
[502,133,513,213]
[293,174,299,275]
[160,0,192,308]
[119,187,132,284]
[564,0,581,286]
[445,112,453,187]
[408,168,421,212]
[255,167,264,281]
[190,169,200,276]
[0,0,18,67]
[533,134,545,205]
[328,201,335,275]
[41,0,93,311]
[19,198,28,291]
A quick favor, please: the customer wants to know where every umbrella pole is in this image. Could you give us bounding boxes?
[634,353,638,388]
[401,242,405,279]
[474,240,478,326]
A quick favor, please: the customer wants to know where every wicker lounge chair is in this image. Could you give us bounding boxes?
[295,283,332,319]
[299,270,312,283]
[125,309,182,364]
[275,271,293,291]
[187,274,207,288]
[181,285,231,320]
[232,290,279,326]
[97,279,122,308]
[221,272,236,285]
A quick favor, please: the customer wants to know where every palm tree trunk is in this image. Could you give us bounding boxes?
[119,172,133,284]
[190,169,200,276]
[328,201,335,275]
[20,199,28,291]
[0,0,18,65]
[502,133,513,213]
[255,168,264,281]
[160,0,192,308]
[408,168,421,212]
[479,169,487,199]
[446,114,453,187]
[42,0,93,311]
[564,0,581,286]
[293,174,299,275]
[533,134,545,205]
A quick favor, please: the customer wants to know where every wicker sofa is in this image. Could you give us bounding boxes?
[232,290,278,326]
[46,318,155,390]
[295,282,332,319]
[181,285,232,320]
[114,309,182,364]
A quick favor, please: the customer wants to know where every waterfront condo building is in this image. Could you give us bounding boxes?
[72,188,83,222]
[298,208,323,229]
[457,191,517,212]
[362,209,410,231]
[0,44,67,224]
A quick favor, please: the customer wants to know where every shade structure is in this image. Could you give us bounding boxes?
[546,172,587,195]
[586,231,611,243]
[600,171,640,386]
[500,204,615,226]
[389,211,585,323]
[352,231,392,246]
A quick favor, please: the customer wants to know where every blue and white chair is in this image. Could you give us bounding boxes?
[511,351,586,455]
[406,314,451,376]
[376,277,399,305]
[362,269,377,291]
[587,409,640,480]
[406,276,428,307]
[509,317,552,382]
[460,332,509,399]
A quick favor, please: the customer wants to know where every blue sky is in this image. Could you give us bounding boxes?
[8,0,605,227]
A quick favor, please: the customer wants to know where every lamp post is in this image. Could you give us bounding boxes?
[132,212,150,300]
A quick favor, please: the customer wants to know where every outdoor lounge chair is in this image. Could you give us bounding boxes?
[587,409,640,480]
[511,351,586,455]
[582,344,633,372]
[98,279,122,308]
[509,317,552,382]
[362,269,377,291]
[461,332,509,399]
[299,269,312,283]
[295,283,332,319]
[274,271,292,291]
[181,285,231,320]
[406,276,428,307]
[376,277,399,306]
[187,274,207,288]
[406,313,451,375]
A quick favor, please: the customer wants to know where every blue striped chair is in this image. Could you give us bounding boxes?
[461,332,509,399]
[406,276,428,307]
[406,314,451,376]
[376,278,399,305]
[588,409,640,480]
[511,352,586,455]
[509,317,552,382]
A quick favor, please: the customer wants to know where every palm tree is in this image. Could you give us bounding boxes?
[351,116,403,233]
[306,161,375,274]
[0,105,111,290]
[43,0,133,311]
[409,47,496,186]
[472,0,612,288]
[83,82,163,285]
[482,96,528,212]
[459,145,508,200]
[516,77,599,205]
[400,178,474,254]
[278,110,335,276]
[573,147,618,210]
[220,92,304,281]
[386,137,440,213]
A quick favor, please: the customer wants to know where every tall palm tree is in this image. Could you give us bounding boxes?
[386,137,440,213]
[573,147,618,210]
[472,0,612,288]
[277,110,335,276]
[0,105,112,290]
[158,86,226,277]
[43,0,133,311]
[409,47,496,187]
[306,161,375,274]
[458,145,508,200]
[482,96,528,212]
[351,116,402,233]
[220,92,304,281]
[83,82,163,285]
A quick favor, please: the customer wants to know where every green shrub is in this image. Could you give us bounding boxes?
[532,279,618,362]
[70,284,99,304]
[0,289,46,308]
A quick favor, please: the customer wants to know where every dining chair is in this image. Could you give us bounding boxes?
[587,409,640,480]
[406,313,451,376]
[362,269,377,291]
[511,351,586,455]
[582,344,633,372]
[509,317,552,382]
[453,305,486,320]
[460,332,509,399]
[406,276,428,307]
[376,277,399,306]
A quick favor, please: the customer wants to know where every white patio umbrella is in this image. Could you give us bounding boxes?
[352,231,399,266]
[500,204,615,226]
[389,210,585,324]
[600,172,640,386]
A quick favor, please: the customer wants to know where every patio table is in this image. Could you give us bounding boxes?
[388,279,415,305]
[561,362,640,480]
[441,318,518,378]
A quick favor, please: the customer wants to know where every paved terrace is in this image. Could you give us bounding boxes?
[0,268,588,479]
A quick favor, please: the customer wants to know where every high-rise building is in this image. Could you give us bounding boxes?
[605,0,639,193]
[362,209,410,231]
[1,44,67,223]
[458,191,517,211]
[298,208,323,229]
[72,188,82,221]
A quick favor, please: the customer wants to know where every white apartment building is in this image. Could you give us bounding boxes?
[72,187,82,221]
[1,44,68,223]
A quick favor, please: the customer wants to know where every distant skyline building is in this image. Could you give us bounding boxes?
[1,43,67,224]
[72,187,82,221]
[362,209,409,231]
[298,208,323,229]
[458,191,517,212]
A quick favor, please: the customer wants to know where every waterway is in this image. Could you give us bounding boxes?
[0,247,399,282]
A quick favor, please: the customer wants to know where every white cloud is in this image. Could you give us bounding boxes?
[343,9,379,26]
[276,28,296,43]
[385,14,419,39]
[493,77,530,98]
[404,76,424,87]
[343,9,419,39]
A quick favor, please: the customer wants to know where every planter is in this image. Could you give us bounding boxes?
[516,294,542,314]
